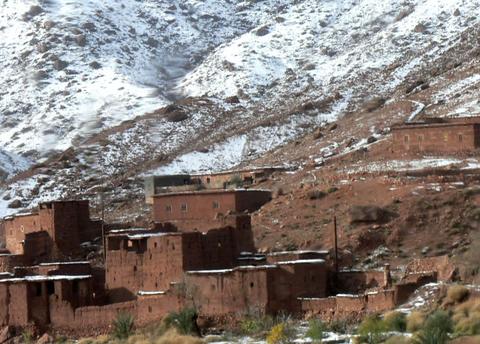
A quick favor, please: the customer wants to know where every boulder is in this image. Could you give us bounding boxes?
[8,200,22,209]
[255,25,270,36]
[36,333,53,344]
[0,326,14,344]
[312,128,323,140]
[225,95,240,104]
[350,205,394,224]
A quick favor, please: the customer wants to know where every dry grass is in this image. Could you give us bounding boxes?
[155,329,204,344]
[383,335,410,344]
[446,285,470,304]
[453,298,480,336]
[406,311,426,333]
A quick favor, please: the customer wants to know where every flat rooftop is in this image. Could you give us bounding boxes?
[152,188,272,198]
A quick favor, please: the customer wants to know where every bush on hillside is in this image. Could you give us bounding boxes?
[407,311,426,333]
[383,311,407,332]
[356,315,387,344]
[306,318,325,343]
[164,308,199,336]
[446,285,470,304]
[266,323,295,344]
[112,312,135,340]
[453,299,480,336]
[413,311,452,344]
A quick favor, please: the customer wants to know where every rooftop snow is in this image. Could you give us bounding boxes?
[0,275,92,283]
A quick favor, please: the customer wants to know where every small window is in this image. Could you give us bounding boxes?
[165,205,172,212]
[35,283,42,296]
[213,201,220,209]
[154,242,158,248]
[133,266,137,272]
[148,306,152,313]
[417,135,424,142]
[46,281,55,295]
[404,135,409,143]
[72,281,79,294]
[206,177,211,184]
[250,282,254,288]
[181,203,187,212]
[459,134,463,142]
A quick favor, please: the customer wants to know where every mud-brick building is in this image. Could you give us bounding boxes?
[152,189,271,232]
[392,118,480,154]
[0,270,93,327]
[185,259,329,316]
[144,167,285,203]
[2,200,102,260]
[105,225,255,302]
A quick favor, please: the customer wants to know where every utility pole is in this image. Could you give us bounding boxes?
[100,192,106,261]
[333,215,338,274]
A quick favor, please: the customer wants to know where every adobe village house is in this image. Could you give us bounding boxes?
[0,116,469,336]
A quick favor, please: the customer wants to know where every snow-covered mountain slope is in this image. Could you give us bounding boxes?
[180,0,479,105]
[2,0,480,217]
[0,149,32,181]
[0,0,290,159]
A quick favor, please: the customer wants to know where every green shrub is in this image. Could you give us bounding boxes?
[239,317,266,335]
[112,312,135,340]
[164,308,199,336]
[357,315,387,344]
[413,311,452,344]
[22,330,33,344]
[329,318,349,334]
[407,311,426,333]
[306,318,324,343]
[384,311,407,332]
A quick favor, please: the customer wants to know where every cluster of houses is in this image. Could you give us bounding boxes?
[0,116,471,335]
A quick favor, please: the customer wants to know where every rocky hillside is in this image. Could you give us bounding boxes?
[1,0,480,218]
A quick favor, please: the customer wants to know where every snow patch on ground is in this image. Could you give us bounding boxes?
[343,157,480,174]
[151,135,248,174]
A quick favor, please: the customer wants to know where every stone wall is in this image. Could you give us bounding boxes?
[405,255,456,282]
[335,270,386,294]
[300,290,397,319]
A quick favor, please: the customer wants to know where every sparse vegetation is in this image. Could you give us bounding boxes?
[407,311,426,333]
[383,311,407,332]
[266,323,295,344]
[21,330,33,344]
[112,312,135,340]
[413,310,452,344]
[453,299,480,336]
[356,315,387,344]
[163,308,199,336]
[446,285,470,304]
[306,318,325,343]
